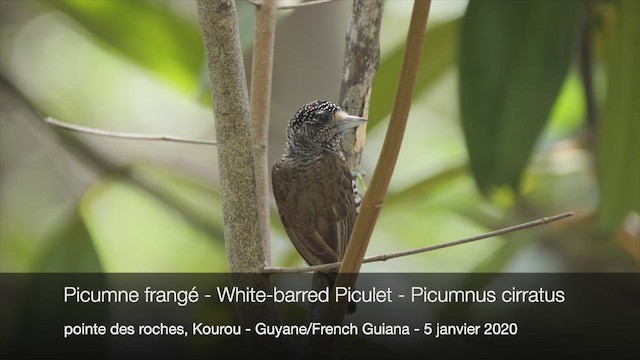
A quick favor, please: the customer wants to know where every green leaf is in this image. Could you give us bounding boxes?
[79,177,226,272]
[46,0,205,92]
[369,18,459,128]
[386,163,467,205]
[459,0,582,192]
[33,209,103,272]
[598,0,640,230]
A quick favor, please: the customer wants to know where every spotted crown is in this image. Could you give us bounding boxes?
[291,100,340,126]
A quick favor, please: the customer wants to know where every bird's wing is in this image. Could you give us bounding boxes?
[272,153,357,267]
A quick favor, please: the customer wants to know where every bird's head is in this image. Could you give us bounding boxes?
[285,100,367,157]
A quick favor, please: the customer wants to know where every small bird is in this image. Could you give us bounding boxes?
[272,100,366,311]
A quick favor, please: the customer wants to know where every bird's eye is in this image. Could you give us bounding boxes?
[315,111,332,125]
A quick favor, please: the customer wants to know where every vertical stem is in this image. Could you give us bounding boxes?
[197,1,295,357]
[197,0,263,273]
[250,0,277,265]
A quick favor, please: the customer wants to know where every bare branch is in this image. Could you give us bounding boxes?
[250,0,277,265]
[264,211,575,274]
[44,117,217,145]
[278,0,340,10]
[338,0,384,173]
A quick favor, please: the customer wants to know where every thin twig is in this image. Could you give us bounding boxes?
[1,75,224,239]
[44,117,217,145]
[278,0,339,10]
[265,211,575,274]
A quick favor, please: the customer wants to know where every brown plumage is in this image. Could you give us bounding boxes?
[272,100,366,307]
[273,152,355,266]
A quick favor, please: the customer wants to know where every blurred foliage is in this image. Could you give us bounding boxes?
[597,0,640,230]
[45,0,205,93]
[33,209,103,272]
[79,172,226,272]
[369,17,459,129]
[460,0,581,192]
[0,0,637,275]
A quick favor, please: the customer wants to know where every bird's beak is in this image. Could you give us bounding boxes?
[334,110,367,133]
